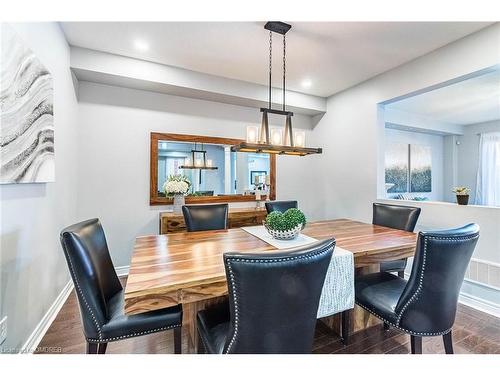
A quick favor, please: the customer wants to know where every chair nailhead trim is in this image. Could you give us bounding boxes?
[87,323,181,343]
[64,240,183,344]
[224,246,333,354]
[395,238,428,326]
[62,244,103,340]
[355,301,451,336]
[396,233,479,327]
[356,233,478,337]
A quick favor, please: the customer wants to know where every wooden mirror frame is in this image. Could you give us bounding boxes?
[150,132,276,205]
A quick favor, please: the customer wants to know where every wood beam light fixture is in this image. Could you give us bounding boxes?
[232,22,322,156]
[179,144,218,171]
[178,143,218,186]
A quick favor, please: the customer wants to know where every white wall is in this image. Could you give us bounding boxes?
[0,23,78,351]
[70,46,327,116]
[385,108,464,135]
[384,127,445,201]
[76,81,320,267]
[313,23,500,264]
[457,120,500,204]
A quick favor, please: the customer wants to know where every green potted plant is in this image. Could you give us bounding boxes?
[264,208,307,240]
[452,186,471,205]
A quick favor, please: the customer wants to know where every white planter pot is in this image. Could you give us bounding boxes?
[173,194,185,213]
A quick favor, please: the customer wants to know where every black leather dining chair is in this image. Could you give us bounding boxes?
[355,224,479,354]
[196,239,335,354]
[182,204,228,232]
[373,203,421,278]
[60,218,183,354]
[265,200,298,214]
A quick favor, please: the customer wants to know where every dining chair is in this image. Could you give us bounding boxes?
[196,238,335,353]
[265,200,298,214]
[60,218,183,354]
[373,203,421,278]
[355,224,479,354]
[182,204,228,232]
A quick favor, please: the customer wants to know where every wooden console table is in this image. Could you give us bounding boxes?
[159,207,267,234]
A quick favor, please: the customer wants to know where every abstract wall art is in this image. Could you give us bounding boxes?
[1,24,54,183]
[385,143,432,194]
[409,144,432,193]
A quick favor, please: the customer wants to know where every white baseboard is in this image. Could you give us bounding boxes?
[19,265,131,354]
[459,291,500,318]
[19,279,74,354]
[404,271,500,319]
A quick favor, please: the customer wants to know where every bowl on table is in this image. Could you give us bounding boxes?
[263,222,304,240]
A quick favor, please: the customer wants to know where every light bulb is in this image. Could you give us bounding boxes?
[246,126,259,143]
[294,131,306,147]
[133,39,149,52]
[271,128,282,146]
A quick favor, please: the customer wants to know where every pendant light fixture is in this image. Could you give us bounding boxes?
[232,22,322,156]
[179,143,218,185]
[179,143,218,170]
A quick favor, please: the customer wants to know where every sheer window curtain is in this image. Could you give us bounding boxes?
[475,132,500,206]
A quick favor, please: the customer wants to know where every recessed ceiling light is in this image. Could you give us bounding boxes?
[301,79,312,88]
[133,39,149,52]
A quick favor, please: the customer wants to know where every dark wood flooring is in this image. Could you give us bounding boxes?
[36,278,500,354]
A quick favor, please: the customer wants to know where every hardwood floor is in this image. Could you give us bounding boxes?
[36,278,500,354]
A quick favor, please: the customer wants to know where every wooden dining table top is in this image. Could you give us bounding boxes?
[123,218,418,315]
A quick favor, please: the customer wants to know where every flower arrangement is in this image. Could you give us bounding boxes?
[452,186,470,195]
[264,208,306,240]
[163,174,191,197]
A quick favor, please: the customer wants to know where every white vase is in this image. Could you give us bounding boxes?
[173,194,185,213]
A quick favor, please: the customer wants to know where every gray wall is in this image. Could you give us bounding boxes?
[0,22,79,351]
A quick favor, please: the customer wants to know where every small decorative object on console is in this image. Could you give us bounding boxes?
[452,186,471,206]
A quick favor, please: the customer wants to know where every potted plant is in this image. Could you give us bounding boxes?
[452,186,471,205]
[264,208,307,240]
[163,174,191,213]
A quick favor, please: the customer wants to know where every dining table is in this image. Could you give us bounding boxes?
[124,218,418,353]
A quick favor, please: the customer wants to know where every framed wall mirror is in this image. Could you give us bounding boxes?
[150,133,276,205]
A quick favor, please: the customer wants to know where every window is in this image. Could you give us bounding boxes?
[476,132,500,206]
[385,143,432,194]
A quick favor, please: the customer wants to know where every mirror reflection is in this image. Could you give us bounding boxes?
[157,141,270,197]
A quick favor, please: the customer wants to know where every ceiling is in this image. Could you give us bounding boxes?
[60,22,493,97]
[386,69,500,126]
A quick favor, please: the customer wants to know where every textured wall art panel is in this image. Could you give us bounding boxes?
[0,24,54,183]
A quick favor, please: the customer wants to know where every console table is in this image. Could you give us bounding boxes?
[159,207,267,234]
